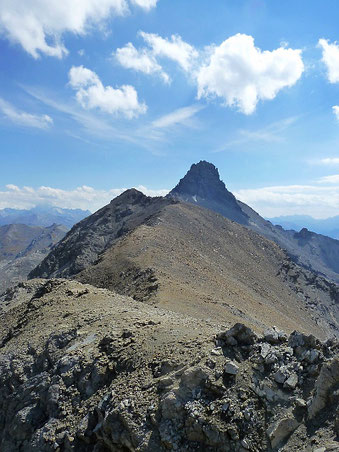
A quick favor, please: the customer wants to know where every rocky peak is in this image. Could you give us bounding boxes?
[169,161,249,225]
[170,161,229,200]
[110,188,147,206]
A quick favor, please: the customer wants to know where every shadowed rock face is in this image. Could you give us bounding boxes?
[169,161,339,284]
[169,161,249,225]
[0,279,338,452]
[29,189,174,280]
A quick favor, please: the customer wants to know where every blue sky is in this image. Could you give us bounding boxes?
[0,0,339,218]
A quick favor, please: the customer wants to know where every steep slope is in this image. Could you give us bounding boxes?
[168,161,339,284]
[29,189,173,279]
[0,279,338,451]
[0,223,67,292]
[29,192,339,339]
[0,205,90,228]
[170,160,249,225]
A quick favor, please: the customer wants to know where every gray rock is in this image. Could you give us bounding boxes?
[284,373,298,390]
[308,357,339,419]
[274,366,289,384]
[267,412,300,449]
[264,327,280,344]
[217,323,257,346]
[260,343,271,359]
[224,361,239,375]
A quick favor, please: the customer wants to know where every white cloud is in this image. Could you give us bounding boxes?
[131,0,158,11]
[0,98,53,129]
[318,157,339,165]
[333,105,339,121]
[152,104,203,128]
[0,184,169,212]
[68,65,147,118]
[217,116,298,150]
[318,39,339,83]
[317,174,339,184]
[115,31,198,82]
[0,0,157,59]
[234,183,339,219]
[139,31,198,71]
[116,42,169,83]
[197,34,304,114]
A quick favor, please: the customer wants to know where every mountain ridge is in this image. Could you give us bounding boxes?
[169,161,339,284]
[0,223,67,293]
[29,187,339,339]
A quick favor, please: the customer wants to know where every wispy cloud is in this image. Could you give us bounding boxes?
[216,116,299,151]
[23,85,203,152]
[0,98,53,129]
[315,157,339,165]
[317,174,339,184]
[23,85,148,145]
[152,104,204,128]
[0,184,169,212]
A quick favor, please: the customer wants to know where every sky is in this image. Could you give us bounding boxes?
[0,0,339,219]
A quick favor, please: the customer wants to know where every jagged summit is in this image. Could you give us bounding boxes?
[170,161,226,198]
[169,160,249,225]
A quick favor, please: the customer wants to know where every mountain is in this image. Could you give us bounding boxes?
[170,160,249,225]
[4,170,339,451]
[0,223,67,293]
[1,278,338,451]
[0,205,90,228]
[268,214,339,240]
[29,189,339,339]
[169,161,339,284]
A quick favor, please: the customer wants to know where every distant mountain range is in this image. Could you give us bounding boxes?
[0,223,67,293]
[0,205,90,228]
[267,215,339,240]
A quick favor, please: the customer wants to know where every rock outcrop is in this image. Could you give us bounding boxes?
[0,279,338,451]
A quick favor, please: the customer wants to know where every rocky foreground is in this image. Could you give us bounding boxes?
[0,279,338,451]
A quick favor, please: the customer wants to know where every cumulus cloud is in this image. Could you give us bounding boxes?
[0,0,157,58]
[0,184,169,212]
[116,31,198,81]
[139,31,198,71]
[116,42,169,83]
[0,98,53,129]
[68,65,147,118]
[197,34,304,114]
[319,39,339,83]
[234,183,339,219]
[131,0,158,11]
